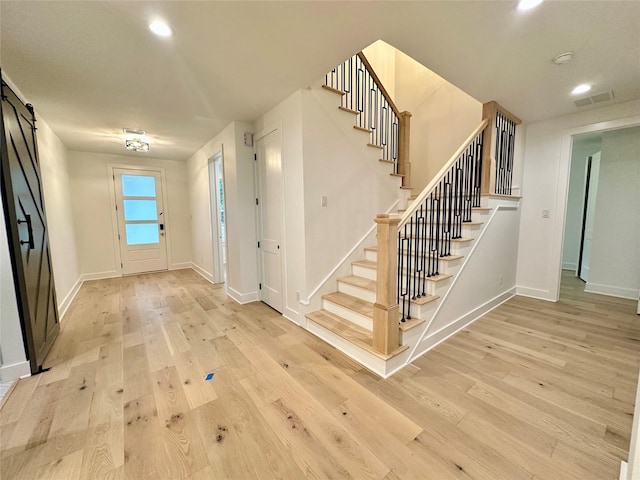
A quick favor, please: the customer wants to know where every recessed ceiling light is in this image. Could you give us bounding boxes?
[517,0,544,11]
[571,84,592,95]
[149,21,172,37]
[552,52,574,65]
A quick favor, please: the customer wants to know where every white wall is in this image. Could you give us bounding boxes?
[516,100,640,301]
[561,136,602,270]
[302,83,402,308]
[36,116,82,315]
[0,196,29,382]
[68,151,191,278]
[187,121,258,303]
[587,127,640,299]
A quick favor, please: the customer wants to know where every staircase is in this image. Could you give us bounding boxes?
[304,51,521,377]
[306,196,492,374]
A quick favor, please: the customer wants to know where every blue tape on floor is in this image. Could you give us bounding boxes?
[205,373,215,381]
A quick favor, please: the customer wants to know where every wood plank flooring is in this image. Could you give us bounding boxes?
[1,269,638,479]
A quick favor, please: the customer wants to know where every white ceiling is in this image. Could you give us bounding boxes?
[2,1,639,161]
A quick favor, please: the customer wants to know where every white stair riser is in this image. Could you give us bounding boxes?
[338,281,376,303]
[365,250,377,262]
[352,264,376,281]
[322,300,373,331]
[399,324,424,345]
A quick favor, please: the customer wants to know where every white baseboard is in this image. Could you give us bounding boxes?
[170,262,192,270]
[283,306,301,326]
[619,461,627,480]
[58,276,83,320]
[0,360,30,383]
[389,288,516,377]
[227,287,259,305]
[81,271,121,282]
[585,282,639,300]
[516,286,556,301]
[562,262,577,270]
[190,263,215,284]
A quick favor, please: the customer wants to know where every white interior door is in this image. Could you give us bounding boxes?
[209,152,227,284]
[256,129,283,312]
[579,152,600,282]
[113,168,168,275]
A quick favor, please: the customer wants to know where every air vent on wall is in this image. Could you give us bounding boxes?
[574,90,615,108]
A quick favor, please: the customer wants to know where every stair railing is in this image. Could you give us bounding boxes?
[372,101,520,355]
[325,52,412,187]
[481,101,522,196]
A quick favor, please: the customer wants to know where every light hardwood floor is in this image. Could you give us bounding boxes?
[1,269,638,479]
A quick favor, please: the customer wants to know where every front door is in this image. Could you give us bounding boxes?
[256,129,283,312]
[113,168,168,275]
[0,79,59,373]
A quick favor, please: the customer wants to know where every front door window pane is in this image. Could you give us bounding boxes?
[124,200,157,221]
[122,175,156,197]
[125,224,159,245]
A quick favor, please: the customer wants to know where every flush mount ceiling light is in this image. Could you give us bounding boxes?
[571,84,592,95]
[149,20,172,37]
[123,128,150,152]
[517,0,544,10]
[552,52,574,65]
[125,139,150,152]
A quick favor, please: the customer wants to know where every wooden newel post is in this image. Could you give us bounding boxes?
[398,111,412,188]
[481,101,498,196]
[373,214,401,355]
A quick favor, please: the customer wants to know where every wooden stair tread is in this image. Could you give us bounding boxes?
[321,85,345,96]
[353,125,372,133]
[409,293,440,305]
[399,317,426,332]
[322,292,373,318]
[390,173,404,177]
[352,259,377,270]
[400,235,474,243]
[367,246,464,261]
[400,186,413,190]
[439,254,463,262]
[367,143,383,150]
[338,275,376,292]
[306,310,409,360]
[339,106,359,115]
[379,159,395,164]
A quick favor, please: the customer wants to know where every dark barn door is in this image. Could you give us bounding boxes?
[1,78,59,373]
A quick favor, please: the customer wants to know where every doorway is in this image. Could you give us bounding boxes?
[208,151,227,284]
[556,119,640,304]
[112,167,168,275]
[255,128,284,313]
[577,152,600,282]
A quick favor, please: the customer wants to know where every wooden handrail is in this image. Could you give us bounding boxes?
[400,118,489,226]
[357,52,402,118]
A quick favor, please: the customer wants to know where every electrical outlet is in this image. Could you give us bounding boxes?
[499,274,503,286]
[321,195,328,207]
[542,209,550,218]
[295,291,300,302]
